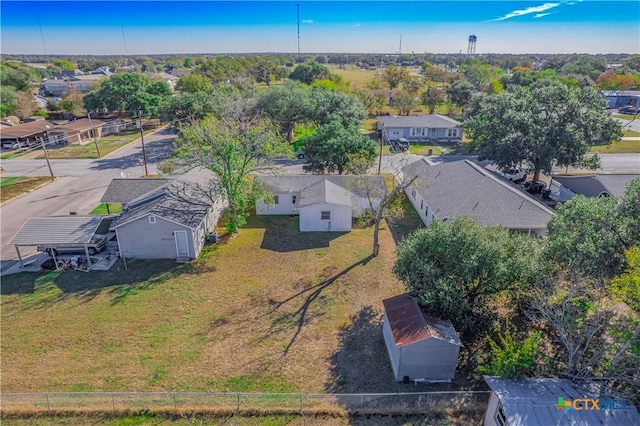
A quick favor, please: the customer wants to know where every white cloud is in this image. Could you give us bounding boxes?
[302,19,314,24]
[534,12,552,18]
[352,23,362,27]
[493,2,560,21]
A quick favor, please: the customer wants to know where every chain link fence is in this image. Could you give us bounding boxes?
[1,391,490,417]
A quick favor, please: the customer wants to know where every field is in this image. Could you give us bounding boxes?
[1,213,427,394]
[36,130,155,160]
[0,177,54,203]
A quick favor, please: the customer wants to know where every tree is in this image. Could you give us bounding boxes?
[421,62,450,83]
[382,64,410,89]
[625,54,640,73]
[60,86,84,116]
[289,61,331,84]
[421,84,446,114]
[309,87,366,129]
[609,247,640,314]
[302,120,377,175]
[526,274,640,397]
[354,89,382,116]
[255,81,311,142]
[477,324,542,378]
[175,114,292,234]
[392,90,418,116]
[52,59,75,71]
[393,217,540,334]
[16,91,37,118]
[84,72,171,117]
[0,85,18,117]
[545,194,634,279]
[161,91,222,125]
[176,74,213,93]
[465,81,622,181]
[446,80,474,112]
[403,76,424,94]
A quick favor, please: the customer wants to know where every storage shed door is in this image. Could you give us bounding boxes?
[388,129,403,140]
[174,230,189,258]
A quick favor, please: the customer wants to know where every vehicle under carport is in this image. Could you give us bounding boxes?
[9,216,108,269]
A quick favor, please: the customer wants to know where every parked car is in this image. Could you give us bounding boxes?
[296,149,305,160]
[618,106,639,115]
[38,234,108,257]
[501,167,529,183]
[520,180,546,194]
[390,138,409,153]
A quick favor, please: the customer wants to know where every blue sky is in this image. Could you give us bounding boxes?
[1,1,639,54]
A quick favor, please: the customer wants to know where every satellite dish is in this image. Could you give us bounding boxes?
[120,171,128,178]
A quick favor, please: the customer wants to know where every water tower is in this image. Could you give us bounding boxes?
[467,35,477,56]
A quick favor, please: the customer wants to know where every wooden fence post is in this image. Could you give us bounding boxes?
[46,393,51,411]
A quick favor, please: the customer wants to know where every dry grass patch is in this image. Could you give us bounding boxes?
[1,215,405,393]
[0,177,54,203]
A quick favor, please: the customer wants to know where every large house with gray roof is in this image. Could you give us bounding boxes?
[376,114,463,143]
[255,175,386,232]
[404,159,555,237]
[108,169,223,260]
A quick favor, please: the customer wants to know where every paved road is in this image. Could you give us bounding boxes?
[0,129,176,263]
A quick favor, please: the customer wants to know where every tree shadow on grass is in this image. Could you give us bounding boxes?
[246,215,347,252]
[1,258,215,307]
[264,255,374,355]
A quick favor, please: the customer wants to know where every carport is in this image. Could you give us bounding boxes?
[9,216,104,268]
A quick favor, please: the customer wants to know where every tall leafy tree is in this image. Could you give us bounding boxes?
[289,61,331,84]
[446,80,474,112]
[393,217,540,334]
[309,87,366,129]
[382,64,410,89]
[465,81,622,181]
[302,120,377,175]
[255,80,312,142]
[84,72,171,117]
[421,84,446,114]
[175,113,292,234]
[393,90,418,116]
[176,74,213,93]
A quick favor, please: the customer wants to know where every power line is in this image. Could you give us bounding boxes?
[121,25,129,55]
[36,15,47,55]
[296,3,300,55]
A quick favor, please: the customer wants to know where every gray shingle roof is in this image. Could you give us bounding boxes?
[552,174,639,198]
[404,159,554,230]
[484,377,640,426]
[255,175,386,201]
[100,178,172,204]
[112,169,222,230]
[10,216,104,246]
[298,179,354,208]
[376,114,462,129]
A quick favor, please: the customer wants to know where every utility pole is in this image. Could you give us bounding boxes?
[377,124,384,175]
[40,136,54,178]
[87,111,101,157]
[138,110,149,176]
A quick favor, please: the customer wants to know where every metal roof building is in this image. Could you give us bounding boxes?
[100,178,172,204]
[382,294,463,383]
[9,216,105,266]
[483,377,640,426]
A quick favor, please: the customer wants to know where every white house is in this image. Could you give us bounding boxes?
[255,175,386,232]
[403,159,555,237]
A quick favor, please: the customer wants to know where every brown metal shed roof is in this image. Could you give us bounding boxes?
[54,118,106,132]
[382,294,463,348]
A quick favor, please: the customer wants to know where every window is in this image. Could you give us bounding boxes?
[410,127,426,137]
[420,200,423,210]
[411,189,416,199]
[148,215,156,224]
[447,128,459,138]
[292,195,297,204]
[494,404,507,426]
[274,195,279,204]
[321,211,331,220]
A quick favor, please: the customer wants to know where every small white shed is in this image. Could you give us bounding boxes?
[382,294,463,382]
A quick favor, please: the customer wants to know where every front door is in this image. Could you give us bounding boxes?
[174,230,189,258]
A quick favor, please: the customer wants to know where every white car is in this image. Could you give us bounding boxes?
[501,167,528,183]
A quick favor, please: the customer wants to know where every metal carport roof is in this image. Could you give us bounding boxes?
[10,216,104,246]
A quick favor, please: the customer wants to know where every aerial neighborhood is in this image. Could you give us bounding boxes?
[1,4,640,424]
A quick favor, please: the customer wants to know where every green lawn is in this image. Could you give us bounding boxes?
[89,203,122,215]
[0,177,54,203]
[590,138,640,153]
[378,144,442,156]
[1,215,415,394]
[36,129,156,160]
[612,114,638,120]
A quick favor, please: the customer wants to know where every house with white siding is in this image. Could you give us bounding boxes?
[255,175,386,232]
[377,114,463,143]
[403,159,554,237]
[109,169,224,260]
